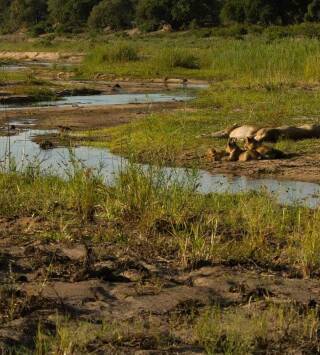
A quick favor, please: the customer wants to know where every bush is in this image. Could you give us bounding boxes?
[157,48,201,69]
[88,0,134,30]
[87,43,139,64]
[211,24,249,38]
[171,0,221,29]
[29,21,51,36]
[263,25,291,41]
[220,0,246,23]
[136,0,173,32]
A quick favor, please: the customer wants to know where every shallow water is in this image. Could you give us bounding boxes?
[1,129,319,209]
[1,65,27,72]
[0,92,193,111]
[1,62,73,71]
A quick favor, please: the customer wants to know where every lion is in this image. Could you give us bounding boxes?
[204,124,320,142]
[244,137,285,159]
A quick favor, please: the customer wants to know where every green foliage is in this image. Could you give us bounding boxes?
[305,0,320,21]
[88,0,134,30]
[220,0,247,23]
[157,48,201,69]
[221,0,309,25]
[48,0,99,32]
[85,43,139,65]
[0,0,318,33]
[0,0,48,33]
[171,0,221,29]
[136,0,172,32]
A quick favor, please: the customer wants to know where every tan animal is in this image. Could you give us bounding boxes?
[238,149,261,162]
[254,124,320,142]
[206,148,228,162]
[205,124,320,142]
[244,137,285,159]
[226,139,261,162]
[206,124,259,140]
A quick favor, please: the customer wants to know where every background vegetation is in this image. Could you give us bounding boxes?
[1,0,320,35]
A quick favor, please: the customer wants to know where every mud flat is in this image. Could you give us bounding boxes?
[200,153,320,183]
[0,51,83,63]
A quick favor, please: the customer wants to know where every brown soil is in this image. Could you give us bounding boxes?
[1,217,320,353]
[0,102,180,131]
[198,153,320,183]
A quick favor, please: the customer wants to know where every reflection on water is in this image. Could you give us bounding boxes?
[0,129,319,209]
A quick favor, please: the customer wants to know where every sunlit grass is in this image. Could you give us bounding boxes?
[76,83,320,166]
[196,304,320,354]
[0,163,319,276]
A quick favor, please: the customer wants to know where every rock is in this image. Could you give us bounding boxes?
[59,244,87,261]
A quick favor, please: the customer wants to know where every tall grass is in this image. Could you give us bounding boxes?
[0,160,319,275]
[208,38,320,84]
[156,48,201,70]
[78,36,320,83]
[80,42,139,77]
[196,304,320,354]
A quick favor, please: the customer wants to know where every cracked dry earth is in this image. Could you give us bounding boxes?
[1,217,320,354]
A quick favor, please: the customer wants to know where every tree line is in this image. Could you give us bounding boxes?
[0,0,320,34]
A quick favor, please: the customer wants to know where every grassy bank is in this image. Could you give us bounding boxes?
[0,163,319,276]
[74,83,320,167]
[1,164,320,352]
[78,37,320,82]
[32,304,320,354]
[3,28,320,83]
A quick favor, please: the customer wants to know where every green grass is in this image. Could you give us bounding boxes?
[0,163,319,276]
[76,36,320,83]
[75,83,320,166]
[196,304,320,354]
[30,302,320,354]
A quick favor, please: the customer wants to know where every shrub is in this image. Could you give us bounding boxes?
[220,0,247,24]
[263,25,291,41]
[157,48,201,69]
[171,0,221,29]
[136,0,173,32]
[86,43,139,65]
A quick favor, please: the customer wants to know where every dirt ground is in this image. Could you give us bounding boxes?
[0,102,179,130]
[1,217,320,353]
[199,153,320,183]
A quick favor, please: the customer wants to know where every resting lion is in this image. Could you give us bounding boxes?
[205,123,320,142]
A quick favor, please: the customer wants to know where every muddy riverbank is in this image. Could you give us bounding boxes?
[1,101,320,183]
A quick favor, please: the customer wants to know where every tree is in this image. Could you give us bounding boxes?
[88,0,134,30]
[305,0,320,21]
[136,0,173,31]
[0,0,10,28]
[171,0,221,28]
[220,0,247,23]
[245,0,279,25]
[279,0,310,24]
[48,0,100,32]
[2,0,47,32]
